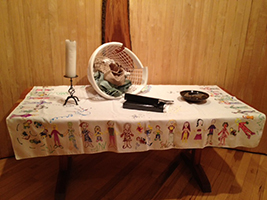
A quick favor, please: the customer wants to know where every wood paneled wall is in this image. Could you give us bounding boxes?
[0,0,102,158]
[0,0,266,158]
[130,0,267,153]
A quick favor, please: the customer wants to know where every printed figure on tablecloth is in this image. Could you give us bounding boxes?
[28,138,41,145]
[167,120,177,146]
[136,123,144,134]
[236,119,255,139]
[206,119,217,145]
[80,122,93,148]
[34,121,42,128]
[107,121,116,148]
[49,124,63,149]
[28,121,44,145]
[64,122,79,150]
[40,128,48,139]
[29,134,40,145]
[136,124,153,147]
[230,127,237,136]
[19,120,43,146]
[21,120,32,140]
[145,125,153,146]
[194,119,203,140]
[21,130,30,140]
[121,123,134,149]
[218,122,230,145]
[23,120,32,129]
[94,125,103,142]
[26,121,50,148]
[136,136,148,148]
[181,121,191,143]
[135,123,146,149]
[153,125,162,141]
[32,121,48,140]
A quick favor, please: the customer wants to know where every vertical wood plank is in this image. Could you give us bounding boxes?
[76,0,87,83]
[103,0,131,49]
[0,1,14,158]
[47,0,64,85]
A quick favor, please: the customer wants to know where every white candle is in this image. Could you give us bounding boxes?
[65,40,77,77]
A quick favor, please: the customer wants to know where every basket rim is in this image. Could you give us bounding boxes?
[87,42,147,100]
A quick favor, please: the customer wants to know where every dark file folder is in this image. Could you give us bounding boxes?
[123,93,173,112]
[123,101,165,112]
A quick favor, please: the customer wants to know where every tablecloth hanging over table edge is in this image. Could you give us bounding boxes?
[6,85,266,160]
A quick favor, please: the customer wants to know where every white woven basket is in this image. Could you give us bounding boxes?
[87,42,148,99]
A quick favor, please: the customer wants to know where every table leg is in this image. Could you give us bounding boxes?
[181,149,211,193]
[55,156,72,200]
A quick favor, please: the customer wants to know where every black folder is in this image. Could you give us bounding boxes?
[123,100,166,112]
[122,93,173,112]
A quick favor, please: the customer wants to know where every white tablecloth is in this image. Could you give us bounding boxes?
[6,85,266,159]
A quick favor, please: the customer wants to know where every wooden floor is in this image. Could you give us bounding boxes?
[0,147,267,200]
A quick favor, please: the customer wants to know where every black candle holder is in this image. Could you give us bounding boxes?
[63,75,79,106]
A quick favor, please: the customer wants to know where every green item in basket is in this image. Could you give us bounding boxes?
[94,71,132,97]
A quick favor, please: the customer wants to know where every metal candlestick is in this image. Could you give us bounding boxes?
[63,75,79,106]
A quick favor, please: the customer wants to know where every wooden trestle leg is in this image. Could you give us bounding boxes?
[55,156,72,200]
[181,149,211,193]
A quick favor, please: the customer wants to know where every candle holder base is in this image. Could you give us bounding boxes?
[63,75,79,106]
[64,95,79,106]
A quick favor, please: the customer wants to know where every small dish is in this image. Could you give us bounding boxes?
[180,90,209,102]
